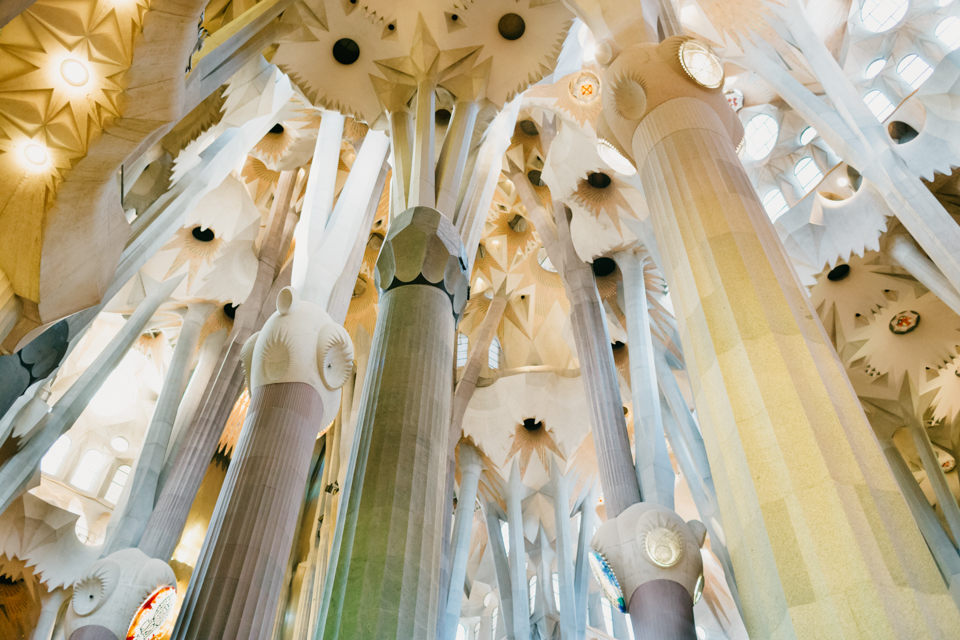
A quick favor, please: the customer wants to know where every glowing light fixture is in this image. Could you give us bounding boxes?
[60,59,89,86]
[24,144,48,166]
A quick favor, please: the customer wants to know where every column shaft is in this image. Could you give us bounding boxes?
[505,463,531,640]
[323,284,455,640]
[628,581,695,640]
[616,251,674,509]
[171,382,325,639]
[104,303,212,554]
[635,96,959,638]
[442,444,483,640]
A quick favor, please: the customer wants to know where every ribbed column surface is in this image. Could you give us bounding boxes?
[171,382,324,640]
[138,345,245,560]
[68,627,118,640]
[636,97,960,639]
[628,580,696,640]
[325,285,454,640]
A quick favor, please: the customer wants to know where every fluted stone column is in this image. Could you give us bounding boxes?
[614,249,674,509]
[442,442,484,640]
[483,500,517,640]
[549,461,577,639]
[505,462,531,640]
[320,207,468,640]
[171,287,353,639]
[602,36,960,638]
[104,302,213,554]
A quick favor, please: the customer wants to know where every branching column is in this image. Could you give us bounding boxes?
[442,442,483,640]
[171,287,353,639]
[603,36,960,638]
[103,302,213,555]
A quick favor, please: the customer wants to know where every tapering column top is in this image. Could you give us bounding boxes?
[375,206,470,317]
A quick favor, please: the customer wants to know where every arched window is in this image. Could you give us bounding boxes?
[552,572,560,609]
[601,597,614,635]
[937,16,960,49]
[104,465,131,505]
[537,248,557,273]
[864,90,895,120]
[474,622,481,638]
[70,449,104,492]
[488,337,501,370]
[794,158,823,195]
[742,114,779,160]
[456,334,469,367]
[860,0,909,32]
[798,126,818,146]
[491,607,499,639]
[762,189,789,219]
[866,58,887,78]
[456,623,466,640]
[528,575,538,611]
[501,521,510,555]
[110,436,128,452]
[41,435,71,475]
[897,54,933,89]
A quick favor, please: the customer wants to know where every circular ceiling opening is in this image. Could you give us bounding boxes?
[498,13,526,40]
[826,264,850,281]
[333,38,360,65]
[269,123,285,135]
[519,119,539,136]
[192,226,215,242]
[223,303,238,319]
[592,257,616,277]
[522,418,543,431]
[888,121,919,144]
[527,169,544,186]
[587,172,611,189]
[435,109,452,125]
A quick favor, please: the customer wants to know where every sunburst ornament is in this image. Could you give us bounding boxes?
[504,418,565,478]
[571,173,634,235]
[162,226,225,288]
[251,123,296,164]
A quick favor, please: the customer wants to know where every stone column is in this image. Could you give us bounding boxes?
[103,302,213,554]
[554,204,641,518]
[139,171,297,561]
[889,235,960,317]
[442,442,484,640]
[906,411,960,545]
[614,249,674,509]
[504,462,531,640]
[171,287,353,639]
[0,275,181,514]
[483,500,517,640]
[602,36,960,637]
[549,461,577,639]
[573,484,598,640]
[30,587,68,640]
[319,207,468,640]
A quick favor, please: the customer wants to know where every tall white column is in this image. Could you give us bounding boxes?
[103,302,213,554]
[30,586,68,640]
[505,461,531,640]
[443,442,484,640]
[550,460,577,640]
[614,249,674,509]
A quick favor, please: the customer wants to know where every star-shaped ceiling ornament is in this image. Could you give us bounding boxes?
[505,418,565,479]
[162,225,225,289]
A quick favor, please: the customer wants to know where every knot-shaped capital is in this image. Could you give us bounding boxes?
[65,548,177,640]
[599,36,743,166]
[375,206,470,317]
[241,287,355,401]
[591,502,706,603]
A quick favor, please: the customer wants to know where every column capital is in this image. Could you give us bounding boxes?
[64,548,176,640]
[240,286,354,405]
[375,206,470,317]
[591,502,706,604]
